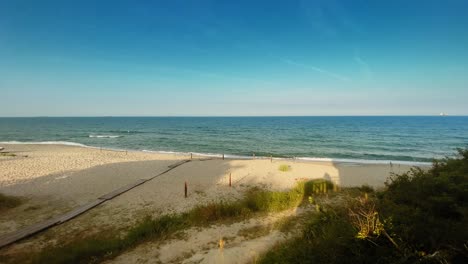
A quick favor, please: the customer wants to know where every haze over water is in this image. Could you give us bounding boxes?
[1,116,467,163]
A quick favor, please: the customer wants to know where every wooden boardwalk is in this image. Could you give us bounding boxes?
[0,159,192,249]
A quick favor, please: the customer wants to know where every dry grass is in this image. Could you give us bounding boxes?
[21,180,333,264]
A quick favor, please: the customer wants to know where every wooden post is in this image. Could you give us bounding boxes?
[222,154,225,160]
[229,173,232,187]
[190,153,193,160]
[270,155,273,163]
[184,181,188,198]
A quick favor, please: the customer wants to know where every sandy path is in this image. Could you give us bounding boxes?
[108,208,309,264]
[0,160,178,235]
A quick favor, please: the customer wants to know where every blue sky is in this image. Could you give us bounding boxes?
[1,0,467,116]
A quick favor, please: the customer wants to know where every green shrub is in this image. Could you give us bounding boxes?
[378,149,468,261]
[244,180,321,212]
[259,204,400,264]
[260,148,468,264]
[188,202,249,223]
[278,164,291,172]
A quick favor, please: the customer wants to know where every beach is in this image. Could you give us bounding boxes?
[0,143,425,263]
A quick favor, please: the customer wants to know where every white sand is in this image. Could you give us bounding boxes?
[0,144,186,187]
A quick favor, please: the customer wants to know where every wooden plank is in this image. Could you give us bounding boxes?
[0,199,106,248]
[167,159,190,168]
[199,158,215,161]
[0,217,59,248]
[56,199,105,224]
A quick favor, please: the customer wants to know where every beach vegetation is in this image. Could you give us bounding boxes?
[27,179,330,264]
[237,225,271,239]
[278,164,291,172]
[259,148,468,263]
[0,152,16,157]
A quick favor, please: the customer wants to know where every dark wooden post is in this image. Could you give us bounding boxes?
[184,181,188,198]
[222,154,225,160]
[229,173,232,187]
[190,153,193,160]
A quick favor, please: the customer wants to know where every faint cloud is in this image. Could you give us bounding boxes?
[282,58,351,82]
[300,0,363,37]
[354,54,373,81]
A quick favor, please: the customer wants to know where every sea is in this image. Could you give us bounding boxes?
[1,116,467,164]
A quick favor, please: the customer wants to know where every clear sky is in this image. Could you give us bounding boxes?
[1,0,468,116]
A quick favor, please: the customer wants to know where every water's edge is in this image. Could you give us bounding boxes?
[0,141,432,166]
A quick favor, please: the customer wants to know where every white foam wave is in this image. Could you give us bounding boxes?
[295,157,431,166]
[0,141,88,147]
[0,141,432,166]
[89,135,121,138]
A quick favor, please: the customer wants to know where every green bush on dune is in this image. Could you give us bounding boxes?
[260,149,468,264]
[278,164,291,172]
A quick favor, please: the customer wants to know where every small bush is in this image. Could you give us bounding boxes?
[188,202,249,223]
[278,164,291,172]
[246,188,301,212]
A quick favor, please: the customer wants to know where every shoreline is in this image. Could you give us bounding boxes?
[0,141,432,166]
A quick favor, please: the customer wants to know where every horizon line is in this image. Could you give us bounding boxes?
[0,115,467,118]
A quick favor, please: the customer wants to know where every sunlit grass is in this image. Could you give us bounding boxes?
[28,179,332,264]
[0,152,16,157]
[278,164,291,172]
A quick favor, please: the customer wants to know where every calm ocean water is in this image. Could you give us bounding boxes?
[1,116,467,163]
